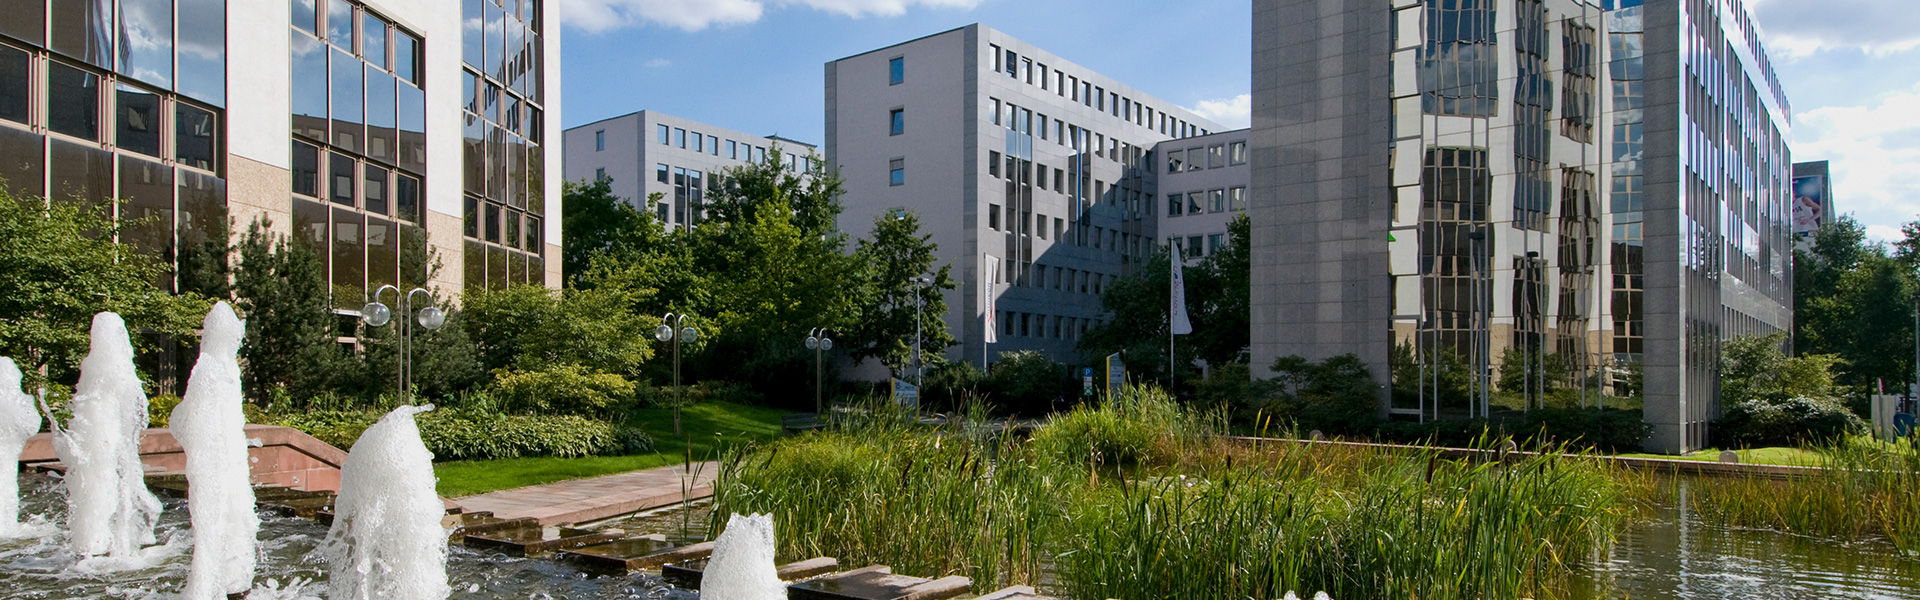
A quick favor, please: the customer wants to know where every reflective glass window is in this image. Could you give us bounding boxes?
[504,209,520,249]
[292,140,320,197]
[326,0,354,50]
[396,172,420,223]
[364,163,388,214]
[367,216,395,290]
[115,85,162,157]
[462,113,484,195]
[330,47,362,152]
[463,238,484,289]
[365,66,396,163]
[395,31,420,86]
[177,0,226,106]
[462,0,483,68]
[291,32,329,140]
[889,56,903,84]
[48,62,101,141]
[48,137,111,202]
[0,45,28,124]
[396,81,425,174]
[118,156,174,262]
[117,0,173,88]
[506,19,525,94]
[332,207,364,305]
[484,1,505,81]
[51,0,113,69]
[0,126,45,199]
[329,151,355,206]
[0,0,46,46]
[292,0,318,34]
[176,171,227,296]
[484,202,500,242]
[363,13,388,69]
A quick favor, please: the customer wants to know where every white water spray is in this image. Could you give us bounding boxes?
[700,513,786,600]
[0,357,42,536]
[322,404,449,600]
[172,302,260,599]
[49,312,160,557]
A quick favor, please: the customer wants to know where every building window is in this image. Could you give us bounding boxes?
[595,167,605,181]
[657,123,669,144]
[1209,189,1225,213]
[595,130,604,151]
[989,204,1000,230]
[890,108,904,135]
[1208,144,1225,168]
[1422,0,1499,116]
[889,56,903,85]
[889,158,904,186]
[727,139,738,159]
[692,133,702,153]
[675,127,685,148]
[1229,186,1246,211]
[1168,194,1183,217]
[1229,141,1246,165]
[988,150,1000,177]
[1187,192,1203,214]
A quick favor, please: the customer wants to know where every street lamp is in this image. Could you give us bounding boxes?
[806,328,834,416]
[657,313,698,436]
[362,285,445,403]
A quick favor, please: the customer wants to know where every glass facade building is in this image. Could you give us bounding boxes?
[1251,0,1792,453]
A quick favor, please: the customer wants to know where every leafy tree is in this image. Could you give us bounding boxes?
[0,191,209,386]
[233,219,346,405]
[561,177,652,286]
[1793,215,1917,395]
[1260,354,1382,434]
[461,284,655,377]
[986,350,1076,415]
[1080,216,1254,391]
[1389,341,1474,410]
[1720,333,1842,404]
[846,208,957,373]
[1186,214,1252,366]
[1496,346,1571,396]
[353,308,485,401]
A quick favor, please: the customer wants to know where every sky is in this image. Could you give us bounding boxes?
[556,0,1919,242]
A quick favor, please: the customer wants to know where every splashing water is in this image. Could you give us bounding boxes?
[47,313,161,558]
[0,357,42,536]
[323,404,450,600]
[700,513,785,600]
[172,302,261,599]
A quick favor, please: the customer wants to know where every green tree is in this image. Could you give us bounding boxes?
[0,192,210,386]
[1078,245,1193,388]
[1186,214,1252,366]
[561,177,653,287]
[847,208,957,373]
[233,219,346,405]
[1497,346,1571,396]
[1720,332,1842,404]
[1792,215,1916,395]
[461,284,656,377]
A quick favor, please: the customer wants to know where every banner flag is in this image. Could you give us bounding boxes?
[983,254,998,344]
[1170,245,1194,335]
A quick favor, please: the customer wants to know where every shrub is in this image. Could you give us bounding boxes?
[615,425,655,455]
[1517,407,1649,452]
[1258,354,1382,435]
[1717,396,1866,448]
[271,409,379,451]
[417,409,623,460]
[490,364,637,417]
[922,360,986,413]
[1031,385,1205,468]
[149,394,182,428]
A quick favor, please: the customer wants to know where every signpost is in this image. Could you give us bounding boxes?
[891,378,919,410]
[1105,353,1124,398]
[1082,367,1094,398]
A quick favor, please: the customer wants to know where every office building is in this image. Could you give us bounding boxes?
[0,0,563,310]
[1250,0,1794,453]
[826,24,1222,366]
[1155,128,1250,262]
[562,110,815,228]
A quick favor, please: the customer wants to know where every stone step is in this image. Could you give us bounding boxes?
[788,564,971,600]
[969,586,1058,600]
[660,556,839,589]
[556,537,715,575]
[463,527,627,557]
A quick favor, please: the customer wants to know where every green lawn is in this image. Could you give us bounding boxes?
[1615,446,1826,466]
[433,400,791,497]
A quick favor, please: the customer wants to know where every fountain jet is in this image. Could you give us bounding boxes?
[172,302,261,599]
[0,357,42,536]
[701,513,786,600]
[323,404,449,600]
[48,313,161,557]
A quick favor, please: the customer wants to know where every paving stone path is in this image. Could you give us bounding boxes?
[453,461,719,526]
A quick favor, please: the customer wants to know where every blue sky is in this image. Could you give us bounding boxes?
[557,0,1919,241]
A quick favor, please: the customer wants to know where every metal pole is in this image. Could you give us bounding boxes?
[915,283,924,387]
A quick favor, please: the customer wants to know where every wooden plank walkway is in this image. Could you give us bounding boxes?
[452,461,718,526]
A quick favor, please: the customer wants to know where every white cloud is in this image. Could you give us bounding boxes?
[558,0,978,32]
[1186,94,1251,129]
[1865,225,1904,242]
[1750,0,1920,57]
[1791,82,1920,243]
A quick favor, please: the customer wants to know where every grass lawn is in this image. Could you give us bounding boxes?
[1615,446,1826,466]
[433,400,791,498]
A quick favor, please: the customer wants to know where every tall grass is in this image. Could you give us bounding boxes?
[711,386,1629,598]
[1685,436,1920,554]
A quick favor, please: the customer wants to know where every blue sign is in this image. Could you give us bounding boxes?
[892,378,919,410]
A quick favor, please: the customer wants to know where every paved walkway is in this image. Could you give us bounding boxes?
[452,461,719,526]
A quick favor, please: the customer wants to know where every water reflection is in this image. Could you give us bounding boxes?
[1576,479,1920,599]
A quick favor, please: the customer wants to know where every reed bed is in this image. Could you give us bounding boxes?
[1683,437,1920,554]
[711,386,1630,599]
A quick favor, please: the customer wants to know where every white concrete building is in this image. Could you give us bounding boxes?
[562,110,814,228]
[826,24,1221,367]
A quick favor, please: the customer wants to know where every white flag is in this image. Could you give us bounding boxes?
[983,254,998,344]
[1170,244,1193,335]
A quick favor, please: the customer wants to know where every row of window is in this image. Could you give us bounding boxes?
[653,163,705,226]
[989,97,1152,168]
[999,311,1102,341]
[640,123,809,171]
[461,0,544,285]
[290,26,427,176]
[292,139,422,223]
[291,196,433,307]
[1166,187,1247,217]
[294,0,423,88]
[986,202,1150,259]
[1,44,220,172]
[459,0,543,106]
[1165,141,1246,173]
[1,0,227,107]
[987,43,1209,139]
[1170,233,1228,259]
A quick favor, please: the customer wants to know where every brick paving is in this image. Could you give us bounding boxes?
[452,461,718,526]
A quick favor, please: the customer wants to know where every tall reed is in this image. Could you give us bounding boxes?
[1686,436,1920,554]
[711,386,1629,599]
